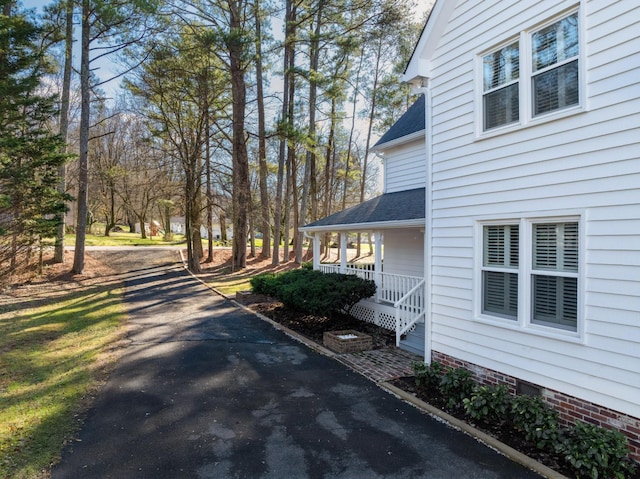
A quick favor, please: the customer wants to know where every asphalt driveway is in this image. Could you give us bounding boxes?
[51,248,542,479]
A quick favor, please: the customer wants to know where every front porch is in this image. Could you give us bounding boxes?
[308,230,426,355]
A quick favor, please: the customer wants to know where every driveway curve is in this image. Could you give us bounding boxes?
[51,248,542,479]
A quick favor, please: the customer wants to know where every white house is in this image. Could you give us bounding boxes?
[304,0,640,461]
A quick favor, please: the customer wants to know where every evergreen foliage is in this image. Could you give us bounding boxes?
[250,268,376,317]
[0,2,71,273]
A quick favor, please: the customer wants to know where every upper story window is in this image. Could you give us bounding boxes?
[483,42,520,130]
[531,13,579,116]
[480,10,581,133]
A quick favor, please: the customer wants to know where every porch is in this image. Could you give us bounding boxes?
[308,230,426,355]
[299,188,427,356]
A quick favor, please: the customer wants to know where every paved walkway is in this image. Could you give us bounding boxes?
[52,249,543,479]
[337,348,420,383]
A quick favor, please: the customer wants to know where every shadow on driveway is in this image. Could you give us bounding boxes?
[52,249,542,479]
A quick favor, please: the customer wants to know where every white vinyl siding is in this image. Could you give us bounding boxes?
[382,229,424,278]
[425,0,640,417]
[383,139,426,193]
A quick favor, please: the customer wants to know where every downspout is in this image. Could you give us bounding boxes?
[412,78,433,364]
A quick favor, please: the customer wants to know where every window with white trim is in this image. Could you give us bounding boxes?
[531,222,579,330]
[482,224,519,319]
[480,10,580,132]
[483,42,520,130]
[480,219,579,333]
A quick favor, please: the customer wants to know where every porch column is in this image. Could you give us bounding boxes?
[313,232,321,270]
[340,232,347,273]
[374,231,382,302]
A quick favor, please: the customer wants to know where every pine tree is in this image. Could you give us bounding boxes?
[0,1,72,274]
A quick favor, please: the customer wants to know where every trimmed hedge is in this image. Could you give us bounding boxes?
[250,268,376,317]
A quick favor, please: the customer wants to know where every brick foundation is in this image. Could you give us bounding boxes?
[431,350,640,462]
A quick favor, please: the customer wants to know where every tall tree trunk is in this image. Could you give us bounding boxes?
[297,0,323,263]
[229,1,250,270]
[54,0,73,264]
[272,0,295,265]
[322,99,336,258]
[254,0,270,258]
[358,38,383,257]
[342,47,365,211]
[204,70,213,263]
[283,42,296,264]
[72,0,90,274]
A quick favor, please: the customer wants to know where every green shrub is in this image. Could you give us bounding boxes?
[510,394,561,451]
[250,272,279,296]
[463,384,511,423]
[559,421,636,479]
[439,367,474,409]
[413,361,443,390]
[251,268,376,317]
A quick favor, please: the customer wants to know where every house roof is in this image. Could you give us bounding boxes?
[372,95,425,150]
[300,188,425,232]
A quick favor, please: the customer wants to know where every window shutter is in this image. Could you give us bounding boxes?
[484,225,518,267]
[533,61,579,115]
[562,222,579,272]
[483,271,518,318]
[533,275,577,329]
[532,221,579,330]
[533,224,557,270]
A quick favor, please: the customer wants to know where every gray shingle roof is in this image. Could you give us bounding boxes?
[373,95,425,148]
[301,188,425,231]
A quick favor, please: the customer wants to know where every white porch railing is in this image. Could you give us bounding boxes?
[317,263,425,343]
[394,279,426,346]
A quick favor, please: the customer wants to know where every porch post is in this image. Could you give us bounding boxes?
[340,232,347,273]
[313,232,321,270]
[374,231,382,302]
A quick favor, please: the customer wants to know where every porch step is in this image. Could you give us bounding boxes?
[399,321,425,357]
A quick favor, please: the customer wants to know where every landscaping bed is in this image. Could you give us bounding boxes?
[250,301,395,350]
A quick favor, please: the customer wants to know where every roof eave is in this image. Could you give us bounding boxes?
[299,218,425,233]
[403,0,457,84]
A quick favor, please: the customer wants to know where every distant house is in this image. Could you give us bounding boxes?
[303,0,640,460]
[169,217,232,241]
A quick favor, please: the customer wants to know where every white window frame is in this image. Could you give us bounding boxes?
[475,5,585,138]
[475,214,584,341]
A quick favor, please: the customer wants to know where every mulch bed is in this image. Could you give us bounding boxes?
[250,301,395,350]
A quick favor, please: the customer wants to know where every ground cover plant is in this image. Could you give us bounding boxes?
[0,252,126,479]
[402,361,638,479]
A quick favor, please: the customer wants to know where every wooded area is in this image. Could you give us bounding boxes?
[0,0,426,275]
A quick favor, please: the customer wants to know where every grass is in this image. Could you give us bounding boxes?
[64,231,186,247]
[0,285,125,478]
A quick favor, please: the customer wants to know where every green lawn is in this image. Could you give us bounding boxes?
[64,231,186,247]
[0,284,125,478]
